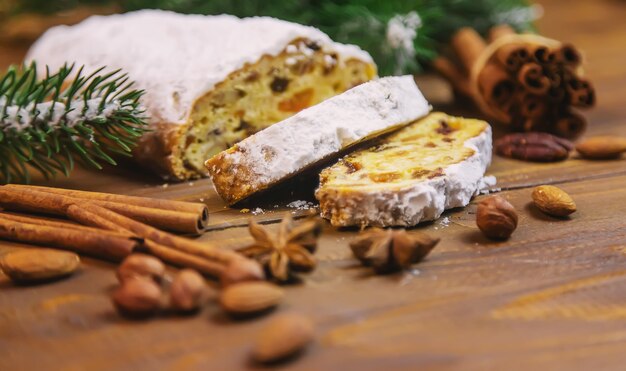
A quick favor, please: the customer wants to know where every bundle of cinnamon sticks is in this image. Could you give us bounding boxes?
[433,25,595,139]
[0,185,263,283]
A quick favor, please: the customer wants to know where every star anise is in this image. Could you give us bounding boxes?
[238,213,322,282]
[350,228,439,274]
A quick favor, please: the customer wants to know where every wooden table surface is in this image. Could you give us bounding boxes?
[2,1,626,369]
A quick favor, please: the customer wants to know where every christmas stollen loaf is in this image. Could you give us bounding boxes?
[26,10,376,180]
[206,76,430,205]
[315,112,492,227]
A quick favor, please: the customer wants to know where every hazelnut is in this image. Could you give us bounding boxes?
[112,277,162,317]
[220,258,265,288]
[117,254,165,284]
[169,269,207,313]
[476,196,518,240]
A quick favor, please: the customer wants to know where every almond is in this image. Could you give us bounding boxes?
[220,281,284,315]
[252,313,314,363]
[531,185,576,217]
[0,249,80,283]
[576,136,626,159]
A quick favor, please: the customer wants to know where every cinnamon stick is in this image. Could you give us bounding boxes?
[495,43,531,72]
[431,57,472,97]
[0,211,131,236]
[519,93,547,119]
[16,184,208,215]
[488,24,516,42]
[0,185,206,235]
[566,77,596,107]
[478,62,516,108]
[531,45,556,65]
[451,27,487,73]
[140,240,226,277]
[556,43,582,66]
[553,111,587,139]
[547,85,566,102]
[0,215,137,260]
[69,202,240,265]
[517,63,551,95]
[66,205,134,236]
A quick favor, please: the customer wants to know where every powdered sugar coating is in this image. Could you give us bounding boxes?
[317,125,492,227]
[206,75,431,203]
[26,9,373,126]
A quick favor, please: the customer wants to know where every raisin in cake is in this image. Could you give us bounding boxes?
[315,112,492,227]
[206,76,430,205]
[26,10,376,180]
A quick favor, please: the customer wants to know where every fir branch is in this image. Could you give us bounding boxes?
[0,62,147,184]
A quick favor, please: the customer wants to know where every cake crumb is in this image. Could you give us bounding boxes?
[240,208,250,213]
[161,183,169,188]
[251,207,264,215]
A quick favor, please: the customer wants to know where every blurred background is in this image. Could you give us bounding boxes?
[0,0,624,127]
[0,0,596,72]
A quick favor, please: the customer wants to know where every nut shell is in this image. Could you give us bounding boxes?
[220,281,283,315]
[0,249,79,283]
[532,185,577,217]
[476,196,518,240]
[112,277,162,317]
[253,313,314,363]
[169,269,207,312]
[117,254,165,284]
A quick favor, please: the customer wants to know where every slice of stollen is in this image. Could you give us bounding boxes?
[206,75,430,205]
[315,112,492,227]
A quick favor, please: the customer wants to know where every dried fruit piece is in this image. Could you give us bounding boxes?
[532,185,576,217]
[169,269,207,313]
[278,89,314,112]
[112,277,162,317]
[0,249,79,283]
[117,254,165,284]
[220,281,284,315]
[495,132,574,162]
[476,196,518,240]
[350,229,439,273]
[252,313,314,363]
[576,136,626,159]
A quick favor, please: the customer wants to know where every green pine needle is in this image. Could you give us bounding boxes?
[0,62,148,184]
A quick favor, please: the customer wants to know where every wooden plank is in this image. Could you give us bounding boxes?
[1,0,626,369]
[2,174,626,370]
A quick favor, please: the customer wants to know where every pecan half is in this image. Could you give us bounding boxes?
[495,132,574,162]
